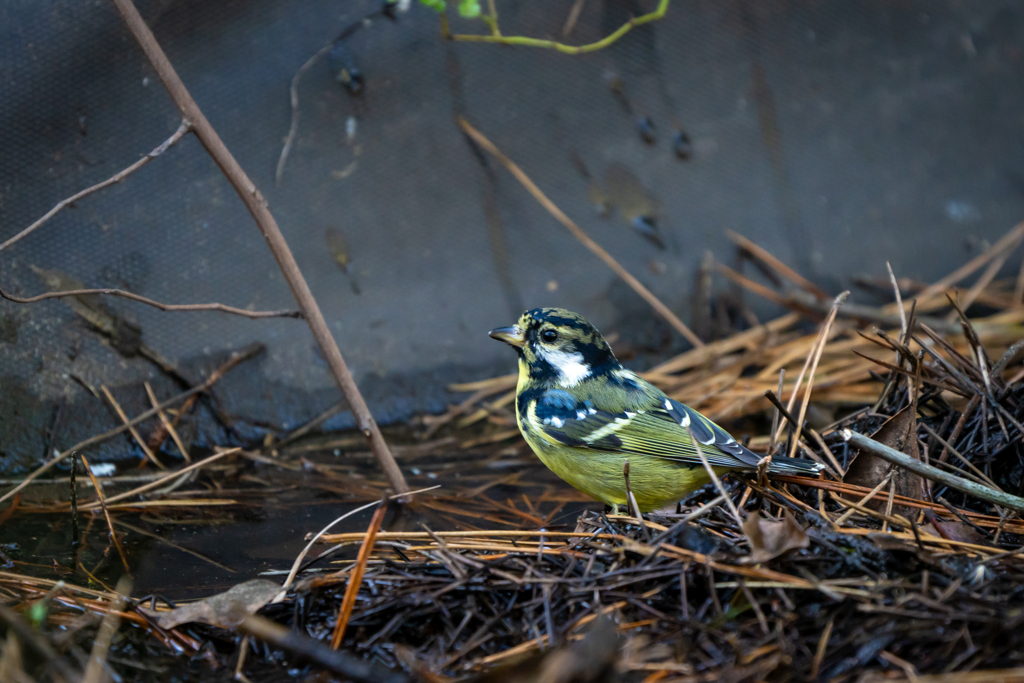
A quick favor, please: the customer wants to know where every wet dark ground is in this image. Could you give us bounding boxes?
[0,430,591,599]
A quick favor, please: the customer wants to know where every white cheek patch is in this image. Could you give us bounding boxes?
[540,348,592,387]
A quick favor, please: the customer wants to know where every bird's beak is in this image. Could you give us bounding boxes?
[488,324,525,348]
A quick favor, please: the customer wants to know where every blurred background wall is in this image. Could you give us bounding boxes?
[1,0,1021,470]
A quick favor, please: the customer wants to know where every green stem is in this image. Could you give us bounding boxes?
[450,0,669,54]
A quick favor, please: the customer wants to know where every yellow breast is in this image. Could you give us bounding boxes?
[514,366,726,512]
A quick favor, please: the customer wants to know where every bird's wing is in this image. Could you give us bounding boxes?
[529,389,627,451]
[530,389,762,469]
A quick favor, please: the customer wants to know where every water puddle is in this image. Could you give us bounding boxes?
[1,429,593,599]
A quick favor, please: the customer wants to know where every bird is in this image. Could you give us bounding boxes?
[489,308,824,513]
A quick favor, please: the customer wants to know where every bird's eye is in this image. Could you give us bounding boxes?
[540,329,558,343]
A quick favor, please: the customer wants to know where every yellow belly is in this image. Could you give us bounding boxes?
[519,417,727,512]
[513,361,729,512]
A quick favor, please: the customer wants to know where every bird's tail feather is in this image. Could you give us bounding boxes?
[766,457,825,475]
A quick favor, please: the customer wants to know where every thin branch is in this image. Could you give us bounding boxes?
[276,43,335,186]
[770,293,845,447]
[689,427,744,528]
[331,499,387,649]
[764,389,798,434]
[274,485,440,600]
[458,117,703,347]
[0,348,257,506]
[727,230,829,300]
[840,430,1024,513]
[82,577,131,683]
[446,0,669,55]
[833,470,894,527]
[787,292,848,459]
[944,249,1011,324]
[920,422,1003,491]
[717,262,954,331]
[238,613,408,683]
[78,448,239,510]
[100,385,165,470]
[79,455,132,575]
[143,381,190,462]
[108,0,408,497]
[910,220,1024,309]
[276,5,394,185]
[0,284,301,319]
[886,261,907,340]
[767,370,785,455]
[0,120,192,254]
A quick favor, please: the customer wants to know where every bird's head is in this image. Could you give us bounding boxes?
[489,308,618,387]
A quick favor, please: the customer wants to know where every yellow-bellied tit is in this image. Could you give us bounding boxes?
[489,308,824,512]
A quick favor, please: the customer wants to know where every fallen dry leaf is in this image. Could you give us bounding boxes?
[141,579,280,630]
[741,511,809,564]
[925,511,991,546]
[844,406,929,515]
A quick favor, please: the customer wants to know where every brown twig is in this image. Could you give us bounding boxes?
[832,470,895,527]
[0,120,192,254]
[77,448,239,510]
[108,0,408,497]
[0,285,301,319]
[886,261,908,340]
[763,389,799,435]
[787,292,848,459]
[911,221,1024,308]
[810,616,834,679]
[622,461,649,542]
[143,382,190,462]
[0,381,217,506]
[945,250,1011,324]
[769,294,841,447]
[100,385,165,470]
[331,500,388,649]
[938,395,980,465]
[727,231,829,300]
[457,117,703,348]
[79,455,131,575]
[767,370,785,455]
[276,485,440,599]
[714,261,797,309]
[82,577,131,683]
[689,428,744,527]
[147,343,262,451]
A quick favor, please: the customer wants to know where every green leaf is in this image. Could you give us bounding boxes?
[418,0,446,12]
[28,600,48,628]
[457,0,481,18]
